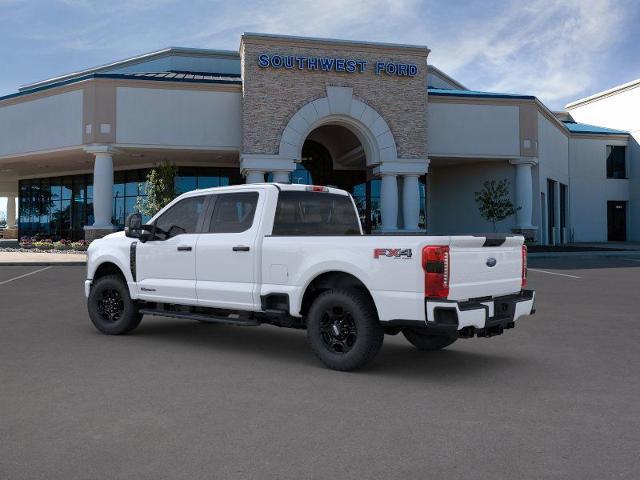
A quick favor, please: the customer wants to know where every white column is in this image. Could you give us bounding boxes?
[272,171,290,183]
[402,174,420,231]
[91,152,115,228]
[245,170,265,184]
[6,195,17,229]
[380,174,398,231]
[511,158,536,229]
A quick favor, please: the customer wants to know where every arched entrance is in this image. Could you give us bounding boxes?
[241,86,428,231]
[291,124,382,232]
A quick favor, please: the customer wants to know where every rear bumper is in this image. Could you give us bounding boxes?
[387,290,535,338]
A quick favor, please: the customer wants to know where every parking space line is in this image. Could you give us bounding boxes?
[0,266,52,286]
[528,268,581,279]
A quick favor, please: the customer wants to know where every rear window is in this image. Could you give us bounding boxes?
[272,191,361,236]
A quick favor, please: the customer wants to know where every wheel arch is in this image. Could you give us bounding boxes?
[93,261,127,283]
[299,270,379,319]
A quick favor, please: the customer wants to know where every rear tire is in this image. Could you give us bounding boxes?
[402,328,457,351]
[88,274,142,335]
[306,289,384,371]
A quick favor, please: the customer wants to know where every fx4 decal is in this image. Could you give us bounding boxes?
[373,248,413,259]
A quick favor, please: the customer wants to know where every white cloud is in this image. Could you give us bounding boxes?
[426,0,628,107]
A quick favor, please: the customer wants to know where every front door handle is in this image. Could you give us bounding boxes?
[232,246,250,252]
[177,245,193,252]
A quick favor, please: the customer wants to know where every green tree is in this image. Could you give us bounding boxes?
[474,179,520,232]
[136,161,178,217]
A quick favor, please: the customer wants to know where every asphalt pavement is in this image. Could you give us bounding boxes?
[1,257,639,479]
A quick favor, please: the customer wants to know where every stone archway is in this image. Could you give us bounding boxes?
[278,86,398,166]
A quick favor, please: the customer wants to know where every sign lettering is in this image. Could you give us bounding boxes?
[258,54,417,77]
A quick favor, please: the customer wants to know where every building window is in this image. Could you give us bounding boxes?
[18,166,243,240]
[606,145,626,179]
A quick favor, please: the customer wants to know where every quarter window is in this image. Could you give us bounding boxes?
[208,192,259,233]
[606,146,626,179]
[155,196,206,236]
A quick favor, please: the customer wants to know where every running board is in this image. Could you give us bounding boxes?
[139,308,260,326]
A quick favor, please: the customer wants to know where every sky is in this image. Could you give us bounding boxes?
[1,0,639,213]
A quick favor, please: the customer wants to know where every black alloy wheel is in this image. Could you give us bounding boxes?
[319,305,358,354]
[306,289,384,371]
[88,274,142,335]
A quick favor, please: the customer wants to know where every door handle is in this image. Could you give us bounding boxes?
[177,245,193,251]
[232,246,250,252]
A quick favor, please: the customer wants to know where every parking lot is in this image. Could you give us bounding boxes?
[1,257,639,479]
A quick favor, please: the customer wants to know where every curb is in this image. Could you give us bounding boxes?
[0,262,86,266]
[529,251,640,258]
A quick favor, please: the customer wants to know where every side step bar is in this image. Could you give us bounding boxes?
[139,308,260,327]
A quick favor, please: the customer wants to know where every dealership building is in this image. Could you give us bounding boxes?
[0,33,637,242]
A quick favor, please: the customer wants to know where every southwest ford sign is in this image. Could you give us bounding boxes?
[257,54,418,77]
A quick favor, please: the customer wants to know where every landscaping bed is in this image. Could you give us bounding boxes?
[0,237,90,255]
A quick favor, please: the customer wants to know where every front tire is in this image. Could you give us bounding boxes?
[88,274,142,335]
[402,328,457,351]
[306,289,384,371]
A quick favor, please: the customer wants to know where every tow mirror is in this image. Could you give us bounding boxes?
[125,213,143,238]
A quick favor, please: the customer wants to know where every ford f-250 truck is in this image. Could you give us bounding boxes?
[85,183,535,370]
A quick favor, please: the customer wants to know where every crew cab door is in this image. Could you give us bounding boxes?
[136,195,208,304]
[196,191,261,310]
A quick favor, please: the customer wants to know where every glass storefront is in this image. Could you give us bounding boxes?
[18,164,424,239]
[19,166,243,240]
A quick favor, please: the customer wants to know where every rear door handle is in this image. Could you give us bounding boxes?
[177,245,192,252]
[232,246,250,252]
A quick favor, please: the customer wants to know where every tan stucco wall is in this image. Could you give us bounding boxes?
[240,35,429,160]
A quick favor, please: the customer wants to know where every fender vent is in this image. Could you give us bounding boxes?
[130,242,137,282]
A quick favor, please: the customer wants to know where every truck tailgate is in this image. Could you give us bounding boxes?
[448,235,524,300]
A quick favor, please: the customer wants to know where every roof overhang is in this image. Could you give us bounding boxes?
[19,47,240,93]
[565,78,640,109]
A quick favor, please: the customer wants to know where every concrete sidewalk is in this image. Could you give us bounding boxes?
[0,251,86,266]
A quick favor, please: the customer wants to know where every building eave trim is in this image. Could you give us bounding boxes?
[0,73,242,104]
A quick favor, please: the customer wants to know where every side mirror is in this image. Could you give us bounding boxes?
[125,213,143,238]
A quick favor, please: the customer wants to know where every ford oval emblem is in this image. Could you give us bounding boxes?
[486,257,497,267]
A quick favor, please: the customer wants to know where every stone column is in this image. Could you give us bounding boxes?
[380,174,398,232]
[510,158,537,229]
[245,170,265,184]
[402,174,421,231]
[6,195,17,229]
[84,146,116,240]
[271,171,291,183]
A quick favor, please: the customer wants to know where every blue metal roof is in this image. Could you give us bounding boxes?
[0,71,242,102]
[428,87,535,100]
[562,121,628,135]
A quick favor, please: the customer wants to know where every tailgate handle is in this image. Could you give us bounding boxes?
[233,246,250,252]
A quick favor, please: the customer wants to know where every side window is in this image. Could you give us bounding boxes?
[606,145,626,179]
[155,196,206,237]
[272,191,361,235]
[208,192,259,233]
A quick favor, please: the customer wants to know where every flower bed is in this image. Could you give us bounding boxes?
[13,237,90,254]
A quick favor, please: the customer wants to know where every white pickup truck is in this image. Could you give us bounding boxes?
[85,183,535,370]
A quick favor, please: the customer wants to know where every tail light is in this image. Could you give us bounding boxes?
[422,245,450,299]
[521,245,528,288]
